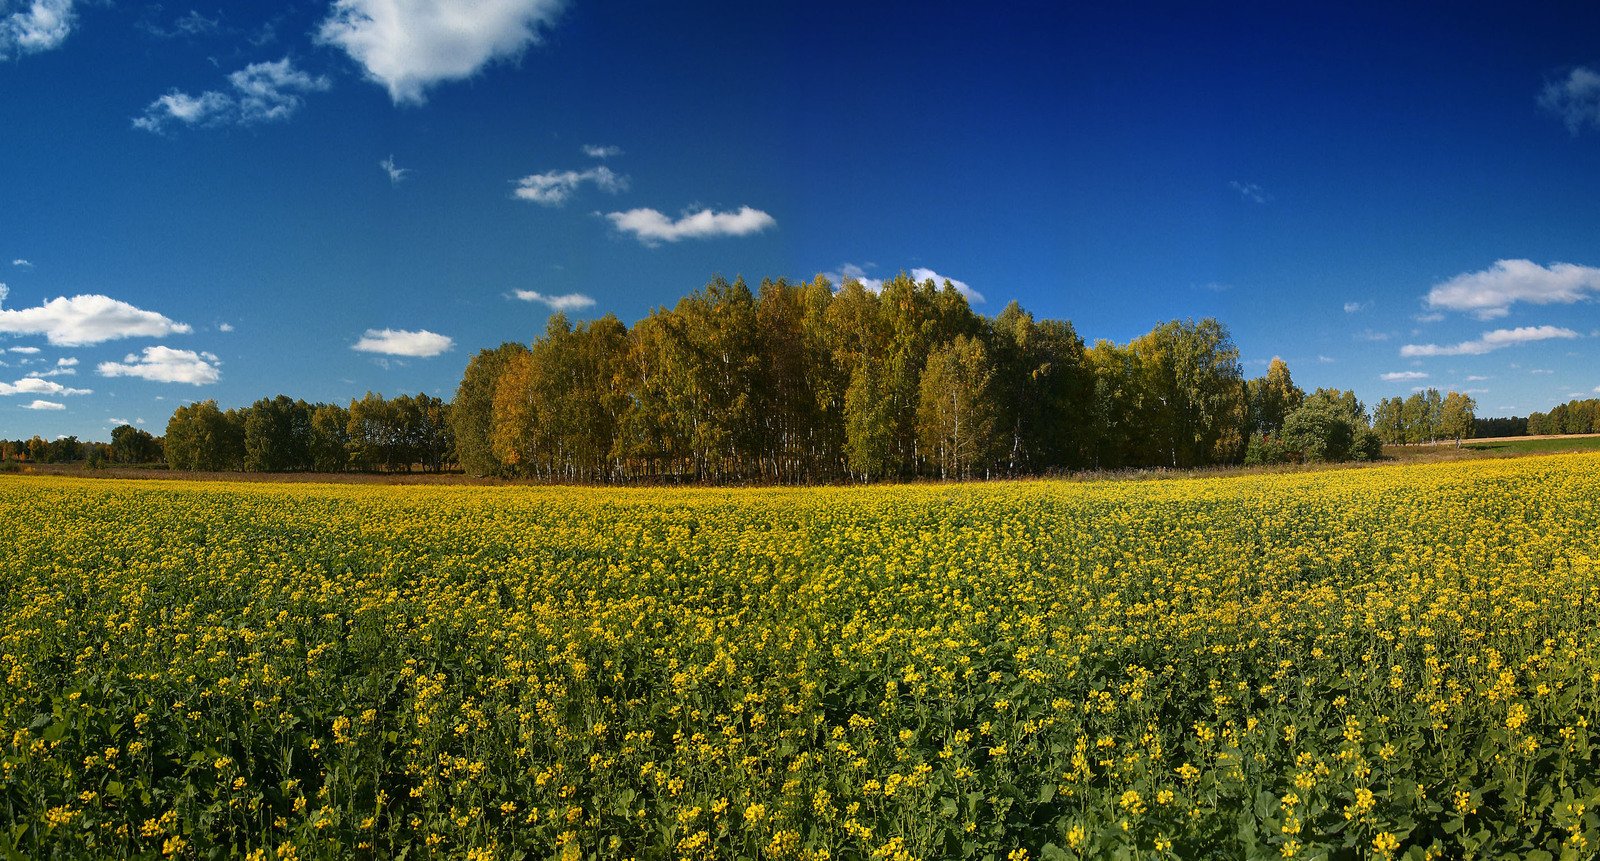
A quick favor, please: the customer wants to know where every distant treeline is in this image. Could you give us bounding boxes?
[1528,398,1600,436]
[5,274,1510,481]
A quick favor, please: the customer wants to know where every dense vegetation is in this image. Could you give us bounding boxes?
[3,274,1517,481]
[4,454,1599,859]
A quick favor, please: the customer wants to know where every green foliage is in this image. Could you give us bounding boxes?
[1282,399,1355,462]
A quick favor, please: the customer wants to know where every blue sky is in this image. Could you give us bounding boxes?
[3,1,1600,439]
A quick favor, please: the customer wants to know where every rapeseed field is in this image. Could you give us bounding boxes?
[3,455,1599,860]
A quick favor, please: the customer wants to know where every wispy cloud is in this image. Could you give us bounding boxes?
[21,399,64,410]
[1381,371,1429,382]
[134,58,330,133]
[380,155,411,184]
[606,206,776,246]
[140,8,222,39]
[7,346,39,354]
[1540,66,1600,135]
[1,0,75,58]
[0,376,90,396]
[1229,180,1270,204]
[1465,375,1489,382]
[513,290,595,312]
[1343,301,1368,313]
[0,294,191,346]
[1355,329,1390,342]
[1425,259,1600,319]
[514,166,626,206]
[582,144,622,159]
[11,259,31,268]
[98,346,220,384]
[1400,325,1580,357]
[317,0,564,105]
[1317,355,1335,364]
[352,328,453,357]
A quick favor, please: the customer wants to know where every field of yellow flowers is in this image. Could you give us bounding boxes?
[4,454,1600,860]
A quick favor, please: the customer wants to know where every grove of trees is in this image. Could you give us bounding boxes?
[449,273,1429,482]
[1528,397,1600,436]
[162,393,453,473]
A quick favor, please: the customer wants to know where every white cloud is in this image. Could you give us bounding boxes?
[582,144,622,159]
[7,345,39,354]
[1540,66,1600,135]
[97,346,220,385]
[1424,259,1600,319]
[218,322,235,332]
[1229,180,1270,204]
[909,267,984,304]
[513,290,595,312]
[317,0,564,105]
[140,8,221,39]
[352,328,453,357]
[1342,301,1367,313]
[1,0,74,57]
[1355,329,1390,342]
[1381,371,1430,382]
[606,206,776,245]
[514,166,626,206]
[0,294,191,346]
[0,376,90,396]
[25,365,73,378]
[1400,325,1580,357]
[134,58,330,132]
[1531,368,1554,375]
[1317,355,1335,364]
[381,155,411,184]
[108,416,129,426]
[21,399,64,410]
[1594,385,1600,394]
[11,259,30,268]
[1465,374,1489,382]
[827,264,984,304]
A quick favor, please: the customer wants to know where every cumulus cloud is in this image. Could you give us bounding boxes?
[1,0,74,57]
[97,346,221,384]
[582,144,622,159]
[513,290,595,312]
[381,155,411,184]
[1380,371,1429,382]
[0,376,90,396]
[352,328,453,357]
[11,259,31,267]
[1400,325,1580,357]
[514,166,626,206]
[218,322,235,332]
[1425,259,1600,319]
[1229,180,1270,204]
[7,345,39,354]
[21,399,64,410]
[317,0,564,105]
[1540,66,1600,134]
[606,206,776,246]
[0,294,191,346]
[134,58,330,133]
[829,264,984,304]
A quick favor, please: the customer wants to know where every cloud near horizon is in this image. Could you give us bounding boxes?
[134,58,330,132]
[833,264,986,304]
[606,206,776,246]
[98,346,220,384]
[21,399,65,410]
[1425,259,1600,319]
[352,328,453,357]
[317,0,565,105]
[0,294,191,346]
[514,166,626,206]
[513,290,595,312]
[1400,325,1579,357]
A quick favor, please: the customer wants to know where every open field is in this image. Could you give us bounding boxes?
[4,455,1600,860]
